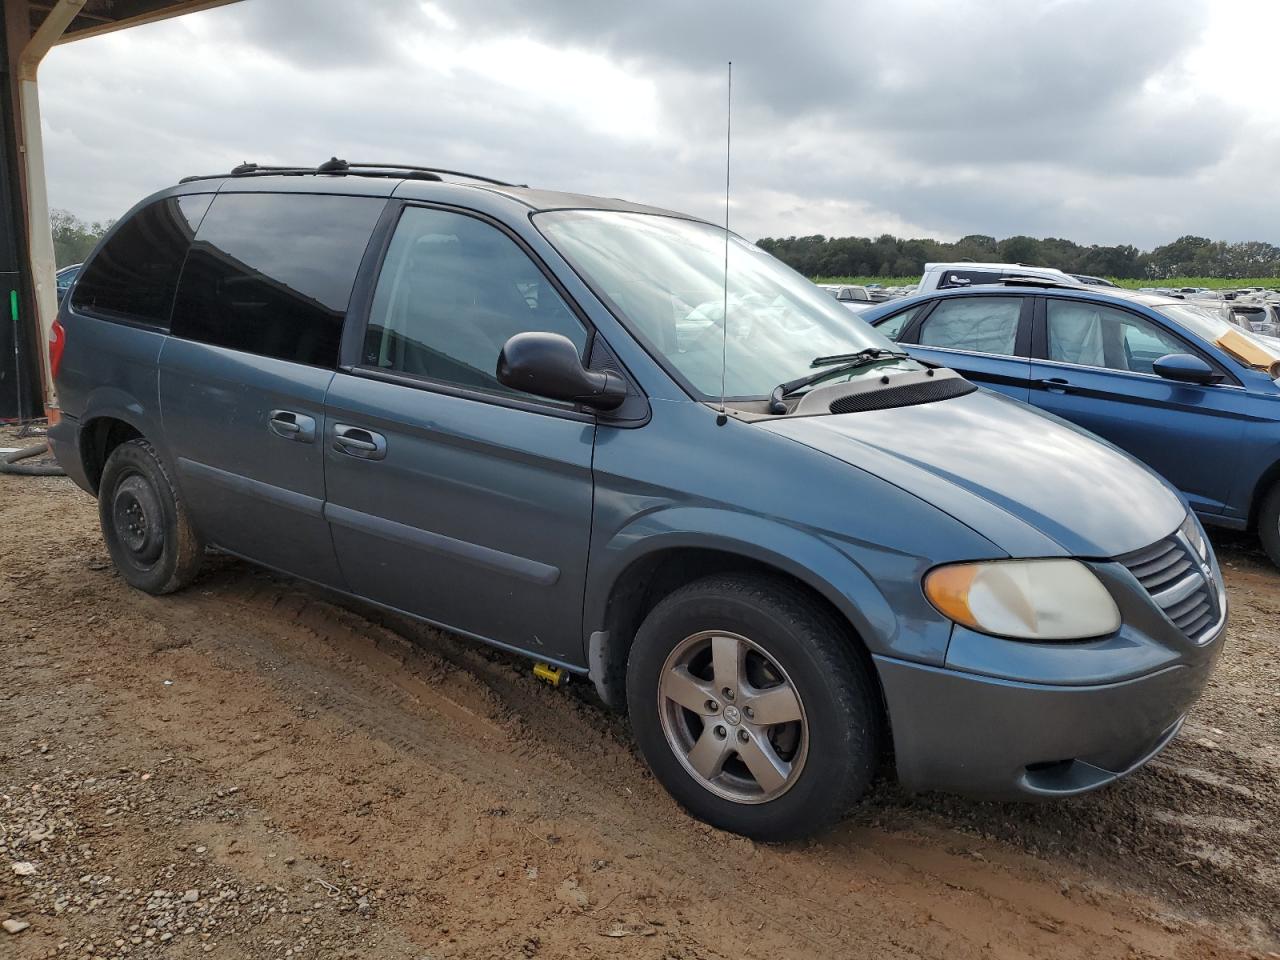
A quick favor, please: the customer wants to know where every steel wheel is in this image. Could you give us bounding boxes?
[98,439,205,595]
[657,630,808,804]
[111,473,165,568]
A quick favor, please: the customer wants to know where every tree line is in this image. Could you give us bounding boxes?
[51,209,113,268]
[755,232,1280,281]
[49,206,1280,281]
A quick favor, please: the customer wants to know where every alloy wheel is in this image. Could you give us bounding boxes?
[657,630,808,804]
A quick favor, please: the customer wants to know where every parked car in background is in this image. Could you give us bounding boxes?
[1228,302,1280,337]
[1071,274,1120,288]
[818,283,879,312]
[863,280,1280,565]
[49,162,1223,840]
[55,263,81,301]
[917,261,1078,294]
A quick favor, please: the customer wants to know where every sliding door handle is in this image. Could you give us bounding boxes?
[333,424,387,461]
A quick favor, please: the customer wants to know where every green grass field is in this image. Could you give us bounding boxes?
[814,276,1280,291]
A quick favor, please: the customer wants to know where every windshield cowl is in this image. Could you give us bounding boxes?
[768,352,915,414]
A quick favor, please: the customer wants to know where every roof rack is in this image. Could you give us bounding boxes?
[180,157,523,187]
[344,162,522,187]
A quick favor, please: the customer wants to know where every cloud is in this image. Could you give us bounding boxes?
[36,0,1280,249]
[198,0,416,68]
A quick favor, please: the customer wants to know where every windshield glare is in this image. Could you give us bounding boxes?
[1156,301,1280,363]
[536,210,900,399]
[1155,302,1237,341]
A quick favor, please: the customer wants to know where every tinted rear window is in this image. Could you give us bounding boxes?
[70,195,212,327]
[170,193,384,367]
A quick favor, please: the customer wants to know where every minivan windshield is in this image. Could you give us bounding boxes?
[537,210,904,399]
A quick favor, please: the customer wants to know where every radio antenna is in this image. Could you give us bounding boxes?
[716,61,732,427]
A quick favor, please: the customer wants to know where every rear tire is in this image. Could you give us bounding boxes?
[1259,484,1280,569]
[626,573,881,841]
[99,439,204,595]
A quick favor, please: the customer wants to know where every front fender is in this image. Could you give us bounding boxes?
[1235,436,1280,526]
[586,505,908,660]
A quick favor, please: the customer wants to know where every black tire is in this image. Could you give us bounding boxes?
[98,438,204,595]
[1259,483,1280,569]
[626,572,882,841]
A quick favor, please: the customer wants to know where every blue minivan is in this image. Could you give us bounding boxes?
[50,164,1225,840]
[864,282,1280,565]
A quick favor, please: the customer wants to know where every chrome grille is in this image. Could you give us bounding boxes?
[1118,522,1221,643]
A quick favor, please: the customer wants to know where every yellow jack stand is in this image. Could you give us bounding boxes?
[533,662,567,687]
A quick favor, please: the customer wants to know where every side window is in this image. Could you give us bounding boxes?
[875,303,925,341]
[1046,300,1186,375]
[917,297,1022,356]
[70,195,211,327]
[362,206,588,400]
[171,193,383,367]
[938,269,1002,289]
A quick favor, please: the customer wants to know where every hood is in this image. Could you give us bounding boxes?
[762,389,1185,559]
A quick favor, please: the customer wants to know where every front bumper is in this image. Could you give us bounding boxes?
[876,614,1225,799]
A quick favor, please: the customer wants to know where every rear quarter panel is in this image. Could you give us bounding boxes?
[55,309,170,474]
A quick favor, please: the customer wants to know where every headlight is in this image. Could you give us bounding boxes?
[924,559,1120,641]
[1181,515,1207,561]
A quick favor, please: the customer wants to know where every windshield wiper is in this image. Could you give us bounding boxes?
[808,348,907,368]
[768,348,910,414]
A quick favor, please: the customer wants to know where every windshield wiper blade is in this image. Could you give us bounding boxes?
[768,348,910,414]
[809,347,908,368]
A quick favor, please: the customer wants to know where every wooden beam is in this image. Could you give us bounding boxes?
[53,0,244,44]
[28,1,111,20]
[19,0,83,78]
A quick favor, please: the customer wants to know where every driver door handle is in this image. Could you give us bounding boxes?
[333,424,387,461]
[1037,377,1077,394]
[268,410,316,442]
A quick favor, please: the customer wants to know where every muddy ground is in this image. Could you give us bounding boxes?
[1,434,1277,959]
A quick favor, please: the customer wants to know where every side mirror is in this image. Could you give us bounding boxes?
[1152,353,1222,385]
[497,332,627,411]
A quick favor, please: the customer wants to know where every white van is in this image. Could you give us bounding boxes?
[918,262,1078,293]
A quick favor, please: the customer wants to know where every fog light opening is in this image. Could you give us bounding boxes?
[1025,758,1074,773]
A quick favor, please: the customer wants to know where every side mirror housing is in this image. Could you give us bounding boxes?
[1152,353,1222,385]
[497,332,627,411]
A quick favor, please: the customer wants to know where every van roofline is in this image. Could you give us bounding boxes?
[923,261,1069,274]
[170,158,703,221]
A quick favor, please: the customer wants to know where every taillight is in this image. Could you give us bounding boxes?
[49,317,66,381]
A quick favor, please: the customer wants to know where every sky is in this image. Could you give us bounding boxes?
[37,0,1280,248]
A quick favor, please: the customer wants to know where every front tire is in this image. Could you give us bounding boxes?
[626,573,882,841]
[1257,483,1280,569]
[99,439,204,595]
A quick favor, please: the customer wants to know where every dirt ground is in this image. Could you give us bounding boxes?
[2,433,1278,959]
